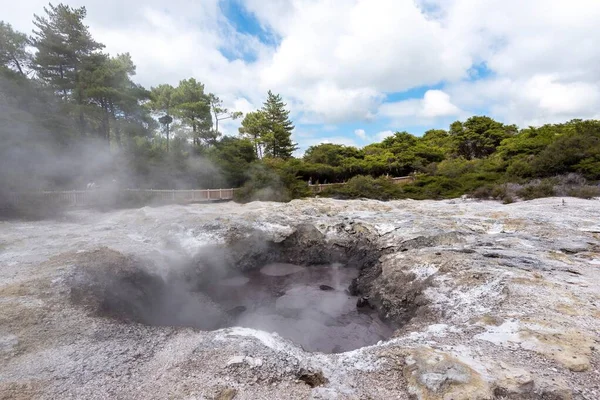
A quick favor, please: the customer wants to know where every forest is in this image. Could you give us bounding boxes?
[1,3,599,205]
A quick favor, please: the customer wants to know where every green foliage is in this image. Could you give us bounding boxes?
[304,144,362,166]
[566,186,600,199]
[237,91,298,160]
[80,53,145,142]
[208,136,257,187]
[261,91,298,159]
[234,159,310,203]
[172,78,214,146]
[470,184,514,204]
[2,3,600,208]
[321,175,404,201]
[30,3,104,100]
[0,22,31,75]
[208,94,242,134]
[530,121,600,179]
[239,111,268,158]
[450,116,517,159]
[400,176,464,200]
[516,181,556,200]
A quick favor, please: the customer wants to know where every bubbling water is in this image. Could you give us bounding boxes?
[206,263,392,353]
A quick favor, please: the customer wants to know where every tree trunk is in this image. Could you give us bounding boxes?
[109,101,120,146]
[214,111,219,134]
[74,66,86,136]
[12,57,24,75]
[192,117,197,146]
[100,99,110,141]
[59,64,67,99]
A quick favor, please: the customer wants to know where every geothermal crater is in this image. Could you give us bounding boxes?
[69,228,399,353]
[206,262,392,353]
[3,198,599,399]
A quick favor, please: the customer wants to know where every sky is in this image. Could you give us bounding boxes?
[6,0,600,154]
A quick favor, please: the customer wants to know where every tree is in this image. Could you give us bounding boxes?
[238,110,268,158]
[0,22,31,75]
[450,116,517,159]
[261,90,297,159]
[82,53,141,144]
[30,3,105,133]
[158,115,173,151]
[209,136,257,187]
[304,144,362,166]
[530,120,600,179]
[208,94,242,134]
[148,84,176,151]
[172,78,213,147]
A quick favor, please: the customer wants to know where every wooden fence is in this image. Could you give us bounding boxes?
[128,188,237,203]
[7,188,238,208]
[308,175,415,193]
[8,175,416,207]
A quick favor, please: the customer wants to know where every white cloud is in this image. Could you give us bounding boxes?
[448,75,600,126]
[354,129,367,139]
[293,133,362,157]
[375,130,394,142]
[293,83,383,124]
[434,0,600,124]
[250,0,600,126]
[379,90,462,125]
[421,90,462,118]
[5,0,600,141]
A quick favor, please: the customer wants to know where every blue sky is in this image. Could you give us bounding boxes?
[8,0,600,155]
[218,0,500,153]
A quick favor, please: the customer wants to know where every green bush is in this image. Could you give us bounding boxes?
[516,181,556,200]
[566,186,600,199]
[470,184,513,203]
[321,175,404,200]
[400,176,464,199]
[470,185,494,199]
[506,157,535,178]
[234,162,311,203]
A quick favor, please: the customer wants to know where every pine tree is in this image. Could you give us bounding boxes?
[30,3,104,134]
[82,53,141,144]
[0,22,31,75]
[261,90,297,159]
[172,78,213,147]
[31,4,104,98]
[148,84,176,151]
[238,110,267,159]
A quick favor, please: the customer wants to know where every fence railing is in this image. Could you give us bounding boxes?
[308,175,415,193]
[8,175,417,206]
[127,188,237,203]
[7,188,238,208]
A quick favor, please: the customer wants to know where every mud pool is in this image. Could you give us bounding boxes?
[206,263,392,353]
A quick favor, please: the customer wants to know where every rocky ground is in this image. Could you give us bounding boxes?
[0,197,599,399]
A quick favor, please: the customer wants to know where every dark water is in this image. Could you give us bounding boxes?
[207,263,392,353]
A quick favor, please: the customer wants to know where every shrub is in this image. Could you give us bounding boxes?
[234,163,311,203]
[566,186,600,199]
[399,176,464,200]
[502,195,514,204]
[470,185,494,199]
[506,158,535,178]
[321,175,404,200]
[469,184,513,203]
[556,173,587,186]
[516,181,555,200]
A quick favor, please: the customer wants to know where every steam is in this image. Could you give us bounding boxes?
[71,239,391,353]
[0,75,224,218]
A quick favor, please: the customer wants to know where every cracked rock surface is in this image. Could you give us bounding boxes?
[0,197,599,399]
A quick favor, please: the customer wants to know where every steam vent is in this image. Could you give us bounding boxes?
[1,198,599,399]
